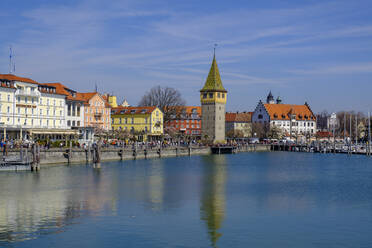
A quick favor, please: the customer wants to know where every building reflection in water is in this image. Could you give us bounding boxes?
[147,159,165,211]
[200,155,227,248]
[0,166,117,244]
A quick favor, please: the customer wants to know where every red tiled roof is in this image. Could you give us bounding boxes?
[225,113,237,122]
[166,106,201,115]
[226,112,252,122]
[76,92,111,107]
[0,74,69,96]
[263,103,316,121]
[111,106,157,115]
[42,82,86,101]
[0,74,39,85]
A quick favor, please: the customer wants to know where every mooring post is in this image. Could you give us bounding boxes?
[68,140,72,164]
[20,145,23,162]
[92,143,101,168]
[31,144,36,171]
[85,144,89,163]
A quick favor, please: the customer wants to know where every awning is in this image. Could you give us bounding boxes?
[29,129,79,135]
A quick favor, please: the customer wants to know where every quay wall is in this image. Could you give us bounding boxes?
[5,147,211,165]
[4,144,271,166]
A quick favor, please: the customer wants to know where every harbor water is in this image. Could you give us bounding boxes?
[0,152,371,247]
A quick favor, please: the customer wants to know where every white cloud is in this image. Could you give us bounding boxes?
[289,63,372,75]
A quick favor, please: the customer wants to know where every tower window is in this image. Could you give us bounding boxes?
[217,93,220,98]
[222,93,225,98]
[209,93,213,98]
[203,93,207,99]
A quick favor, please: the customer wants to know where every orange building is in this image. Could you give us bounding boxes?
[165,106,202,136]
[77,92,111,131]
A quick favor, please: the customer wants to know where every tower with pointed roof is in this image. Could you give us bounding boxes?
[200,52,227,143]
[266,91,274,104]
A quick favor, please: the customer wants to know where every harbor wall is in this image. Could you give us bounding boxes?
[3,144,271,166]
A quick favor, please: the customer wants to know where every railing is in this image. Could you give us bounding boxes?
[15,89,40,97]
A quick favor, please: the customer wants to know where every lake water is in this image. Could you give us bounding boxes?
[0,152,372,247]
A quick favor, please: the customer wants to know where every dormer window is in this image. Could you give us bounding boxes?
[273,113,278,118]
[131,110,136,114]
[281,114,285,119]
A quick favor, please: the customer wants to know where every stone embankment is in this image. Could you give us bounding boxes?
[3,144,271,166]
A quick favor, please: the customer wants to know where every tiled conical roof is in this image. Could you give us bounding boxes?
[200,55,227,92]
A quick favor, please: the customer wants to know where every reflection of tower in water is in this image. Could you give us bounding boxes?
[200,155,227,248]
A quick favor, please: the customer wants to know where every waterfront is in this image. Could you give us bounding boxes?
[0,152,372,247]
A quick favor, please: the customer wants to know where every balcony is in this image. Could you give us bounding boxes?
[15,89,40,97]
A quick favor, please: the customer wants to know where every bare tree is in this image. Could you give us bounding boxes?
[138,86,186,121]
[252,122,269,139]
[267,125,283,139]
[316,110,329,131]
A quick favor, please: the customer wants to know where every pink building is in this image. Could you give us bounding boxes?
[77,92,111,131]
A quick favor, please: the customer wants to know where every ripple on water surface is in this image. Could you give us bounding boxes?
[0,152,371,248]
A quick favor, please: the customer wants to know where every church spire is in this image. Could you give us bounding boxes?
[200,51,227,93]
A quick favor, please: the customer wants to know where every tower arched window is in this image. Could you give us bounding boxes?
[258,114,263,119]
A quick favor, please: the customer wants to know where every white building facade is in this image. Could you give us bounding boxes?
[0,74,78,141]
[252,92,317,137]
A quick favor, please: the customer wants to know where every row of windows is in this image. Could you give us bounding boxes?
[202,92,225,99]
[85,108,109,114]
[113,117,146,124]
[115,126,149,132]
[1,106,64,116]
[272,121,314,127]
[85,117,110,122]
[0,94,64,106]
[173,119,200,124]
[174,124,200,129]
[15,118,59,126]
[67,120,81,127]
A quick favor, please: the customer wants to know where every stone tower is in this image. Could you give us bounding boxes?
[200,53,227,143]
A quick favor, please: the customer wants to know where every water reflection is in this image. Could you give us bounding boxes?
[0,166,117,244]
[200,155,227,248]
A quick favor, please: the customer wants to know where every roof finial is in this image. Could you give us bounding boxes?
[214,43,217,57]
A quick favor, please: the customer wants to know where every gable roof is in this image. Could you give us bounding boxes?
[111,106,157,115]
[76,92,111,107]
[263,103,316,121]
[200,55,227,92]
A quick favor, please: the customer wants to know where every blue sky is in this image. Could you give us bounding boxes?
[1,0,372,113]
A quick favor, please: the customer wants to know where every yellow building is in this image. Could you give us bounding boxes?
[111,106,163,141]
